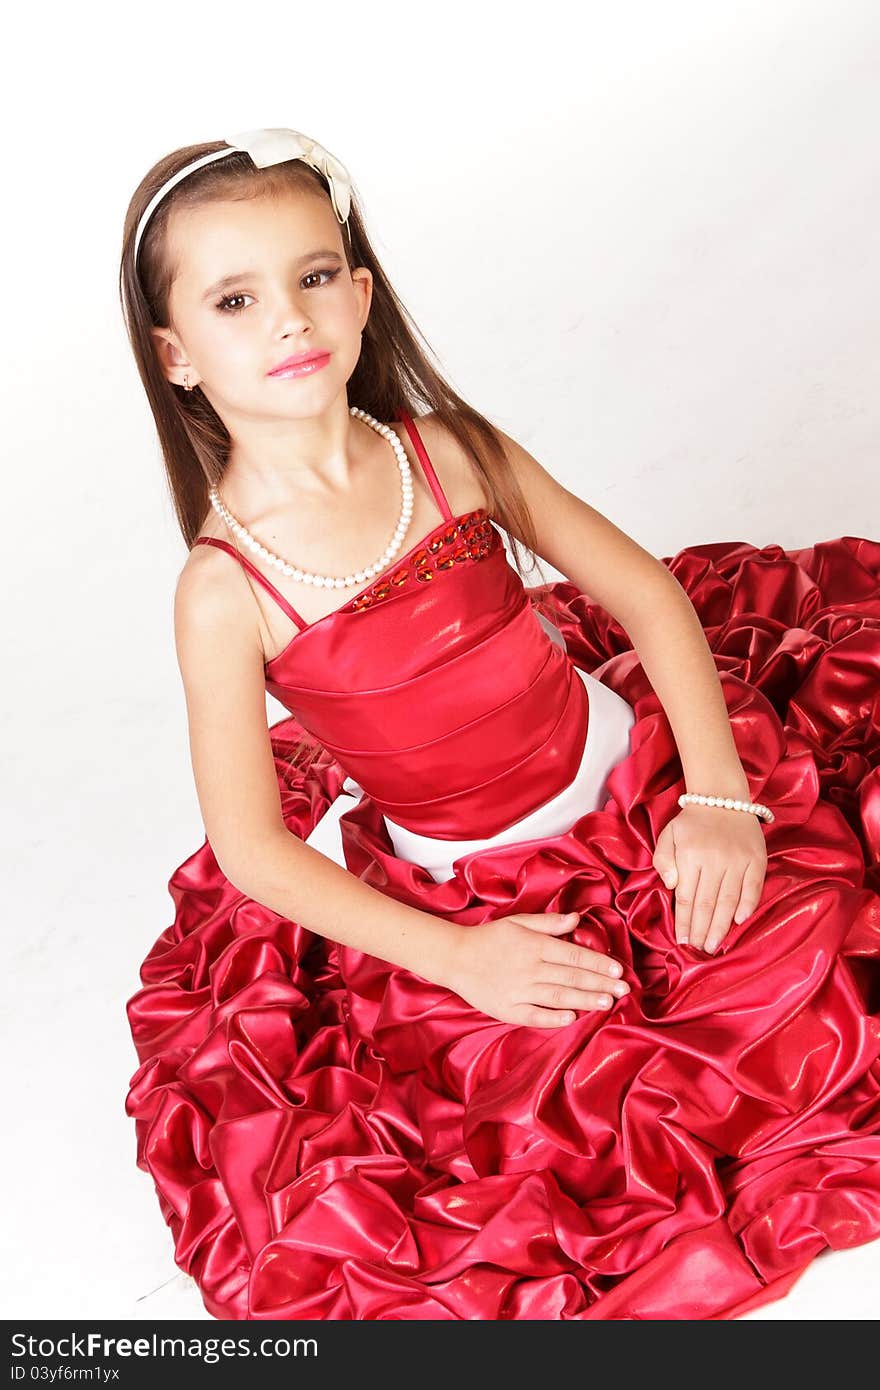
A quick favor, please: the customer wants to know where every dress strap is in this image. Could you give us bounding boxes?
[193,537,309,631]
[394,409,454,521]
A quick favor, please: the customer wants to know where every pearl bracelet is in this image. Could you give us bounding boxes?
[678,792,774,824]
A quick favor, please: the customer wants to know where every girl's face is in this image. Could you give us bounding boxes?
[152,186,372,425]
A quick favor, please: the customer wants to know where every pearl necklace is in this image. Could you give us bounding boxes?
[207,406,415,590]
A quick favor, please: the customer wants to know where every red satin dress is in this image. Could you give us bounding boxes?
[125,410,880,1320]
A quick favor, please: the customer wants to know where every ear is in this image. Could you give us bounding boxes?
[150,325,195,389]
[352,266,373,331]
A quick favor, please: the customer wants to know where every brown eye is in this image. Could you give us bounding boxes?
[302,268,342,290]
[216,293,251,314]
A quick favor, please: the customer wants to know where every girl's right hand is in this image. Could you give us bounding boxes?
[447,911,630,1028]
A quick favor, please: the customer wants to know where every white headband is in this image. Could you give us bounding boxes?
[133,127,352,266]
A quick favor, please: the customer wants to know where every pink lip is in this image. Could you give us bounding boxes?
[268,351,331,377]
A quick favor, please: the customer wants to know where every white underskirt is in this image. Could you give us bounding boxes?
[304,623,636,884]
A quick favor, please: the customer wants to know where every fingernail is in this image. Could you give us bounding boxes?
[612,981,630,996]
[608,963,622,977]
[705,940,717,953]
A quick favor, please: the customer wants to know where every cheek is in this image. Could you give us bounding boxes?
[324,294,361,332]
[201,323,259,375]
[316,300,364,364]
[325,278,363,322]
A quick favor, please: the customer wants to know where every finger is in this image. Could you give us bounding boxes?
[688,869,724,952]
[703,868,743,953]
[542,940,625,979]
[527,983,622,1014]
[733,858,768,925]
[518,911,581,935]
[515,1006,579,1029]
[674,861,701,944]
[537,964,630,999]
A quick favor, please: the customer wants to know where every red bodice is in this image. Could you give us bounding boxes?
[195,410,589,838]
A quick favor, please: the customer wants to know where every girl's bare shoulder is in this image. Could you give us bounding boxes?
[174,527,263,676]
[392,411,491,515]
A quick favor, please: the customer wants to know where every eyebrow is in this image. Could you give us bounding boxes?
[201,250,344,300]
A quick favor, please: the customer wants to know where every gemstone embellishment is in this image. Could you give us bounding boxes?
[350,509,494,612]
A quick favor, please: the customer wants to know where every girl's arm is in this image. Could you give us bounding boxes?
[173,556,462,989]
[492,427,750,798]
[489,425,768,957]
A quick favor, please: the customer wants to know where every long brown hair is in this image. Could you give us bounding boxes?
[118,140,559,771]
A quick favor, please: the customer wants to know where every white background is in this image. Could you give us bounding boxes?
[2,0,878,1320]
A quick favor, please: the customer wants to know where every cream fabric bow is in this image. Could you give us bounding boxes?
[225,128,352,223]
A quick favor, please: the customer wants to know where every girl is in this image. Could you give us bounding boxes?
[123,128,880,1321]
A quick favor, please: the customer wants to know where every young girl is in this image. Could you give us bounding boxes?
[122,128,880,1321]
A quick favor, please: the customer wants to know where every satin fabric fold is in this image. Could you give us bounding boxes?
[125,533,880,1320]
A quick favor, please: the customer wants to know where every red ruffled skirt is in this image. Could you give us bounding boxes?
[125,535,880,1319]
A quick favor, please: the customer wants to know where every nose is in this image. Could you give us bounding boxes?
[271,283,315,338]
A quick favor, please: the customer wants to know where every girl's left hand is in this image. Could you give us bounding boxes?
[652,803,769,953]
